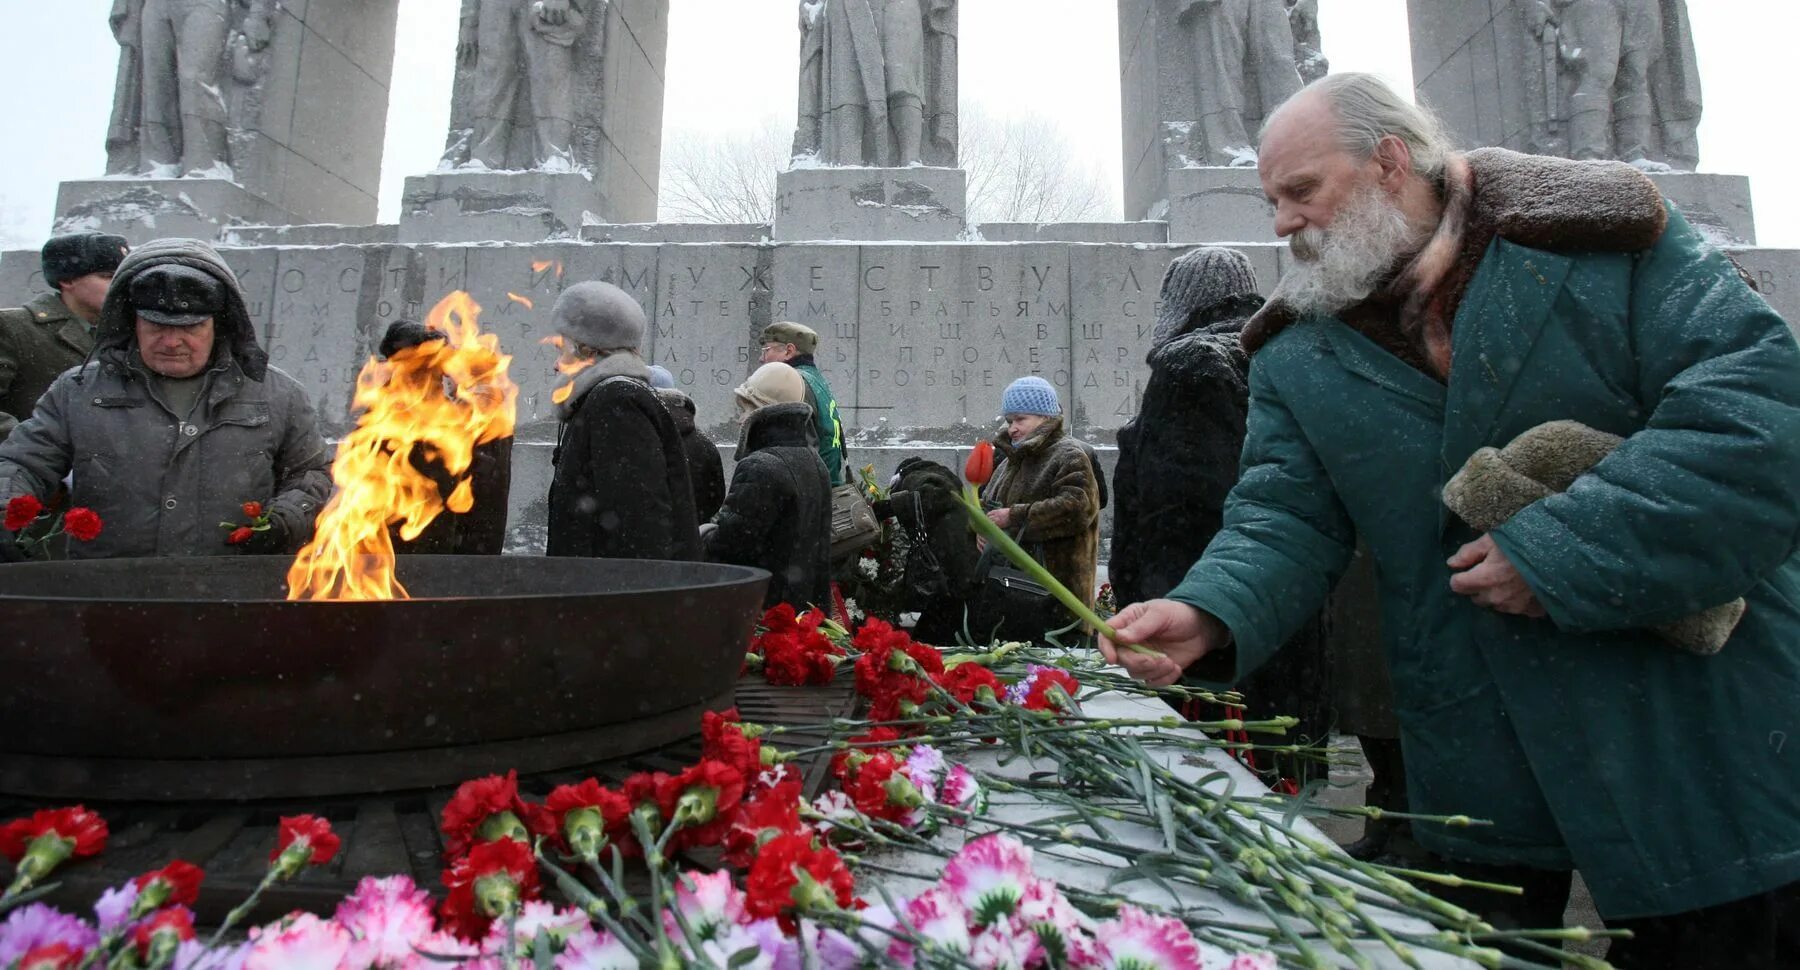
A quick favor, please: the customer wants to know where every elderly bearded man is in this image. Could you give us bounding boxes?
[0,240,330,561]
[1101,73,1800,966]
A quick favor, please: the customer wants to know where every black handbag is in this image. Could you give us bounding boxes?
[969,514,1065,643]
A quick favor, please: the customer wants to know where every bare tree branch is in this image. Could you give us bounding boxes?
[658,105,1117,227]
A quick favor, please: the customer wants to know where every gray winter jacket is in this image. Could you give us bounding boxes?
[0,240,331,559]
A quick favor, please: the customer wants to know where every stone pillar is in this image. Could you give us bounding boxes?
[61,0,401,242]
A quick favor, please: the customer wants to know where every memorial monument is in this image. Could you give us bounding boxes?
[1410,0,1753,243]
[401,0,670,243]
[1117,0,1317,241]
[6,1,1796,555]
[777,0,966,242]
[60,0,402,242]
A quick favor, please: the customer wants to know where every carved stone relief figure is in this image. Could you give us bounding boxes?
[793,0,957,167]
[106,0,275,178]
[442,0,610,172]
[1524,0,1701,170]
[1175,0,1305,167]
[1286,0,1328,84]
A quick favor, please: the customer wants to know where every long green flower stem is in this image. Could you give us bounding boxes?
[793,654,1597,970]
[954,489,1158,657]
[201,866,281,951]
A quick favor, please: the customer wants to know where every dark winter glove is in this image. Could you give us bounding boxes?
[231,515,291,555]
[0,537,27,564]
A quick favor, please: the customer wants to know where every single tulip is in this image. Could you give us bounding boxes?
[964,440,995,487]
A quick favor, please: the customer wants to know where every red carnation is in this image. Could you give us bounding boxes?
[830,728,902,782]
[242,501,264,519]
[841,752,911,823]
[1023,669,1082,712]
[744,832,855,931]
[16,943,84,970]
[227,526,254,545]
[133,859,205,912]
[439,837,541,941]
[544,778,631,860]
[762,631,842,686]
[724,776,806,869]
[658,760,747,850]
[4,494,45,532]
[760,603,802,636]
[441,770,538,860]
[131,907,195,964]
[701,710,765,783]
[937,663,1004,708]
[0,806,109,862]
[270,815,340,876]
[61,508,102,543]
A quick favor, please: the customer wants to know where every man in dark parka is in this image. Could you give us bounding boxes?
[1105,74,1800,965]
[545,282,699,561]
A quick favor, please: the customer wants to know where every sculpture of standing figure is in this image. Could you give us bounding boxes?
[1528,0,1702,170]
[456,0,593,171]
[1647,0,1701,171]
[1555,0,1660,164]
[1286,0,1329,84]
[113,0,273,177]
[793,0,958,167]
[1176,0,1305,167]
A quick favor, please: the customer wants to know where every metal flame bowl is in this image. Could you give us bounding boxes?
[0,556,769,801]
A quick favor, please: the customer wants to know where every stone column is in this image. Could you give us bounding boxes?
[60,0,402,242]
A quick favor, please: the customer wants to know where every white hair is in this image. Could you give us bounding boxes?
[1280,181,1430,316]
[1266,72,1454,179]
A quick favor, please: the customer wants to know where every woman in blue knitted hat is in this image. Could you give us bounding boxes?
[973,376,1102,641]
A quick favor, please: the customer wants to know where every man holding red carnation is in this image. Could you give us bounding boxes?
[0,238,330,561]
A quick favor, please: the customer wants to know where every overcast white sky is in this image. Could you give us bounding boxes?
[1,1,1793,246]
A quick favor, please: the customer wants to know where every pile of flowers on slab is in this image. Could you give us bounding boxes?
[0,607,1603,970]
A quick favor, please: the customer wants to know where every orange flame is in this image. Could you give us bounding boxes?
[531,260,565,279]
[543,334,596,406]
[507,292,535,311]
[286,292,518,601]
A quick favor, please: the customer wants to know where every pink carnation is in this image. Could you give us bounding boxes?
[664,870,749,943]
[941,834,1036,926]
[1017,879,1097,965]
[902,888,973,960]
[554,926,638,969]
[243,913,352,970]
[1092,906,1204,970]
[334,876,438,969]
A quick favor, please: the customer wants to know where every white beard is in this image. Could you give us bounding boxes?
[1279,183,1428,317]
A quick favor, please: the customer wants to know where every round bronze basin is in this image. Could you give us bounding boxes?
[0,556,768,801]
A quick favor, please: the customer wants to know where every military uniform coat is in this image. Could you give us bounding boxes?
[0,293,95,440]
[1171,184,1800,918]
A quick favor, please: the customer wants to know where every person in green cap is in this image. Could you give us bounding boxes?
[758,321,846,486]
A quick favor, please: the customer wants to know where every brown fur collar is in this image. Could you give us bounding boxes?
[1242,148,1670,370]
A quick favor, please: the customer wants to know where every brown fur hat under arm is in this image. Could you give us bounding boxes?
[1443,420,1744,656]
